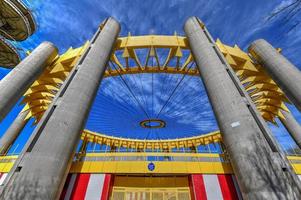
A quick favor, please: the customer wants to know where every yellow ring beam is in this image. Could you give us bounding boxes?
[20,35,289,147]
[82,129,221,150]
[140,119,166,129]
[0,0,36,41]
[215,39,289,123]
[0,38,20,68]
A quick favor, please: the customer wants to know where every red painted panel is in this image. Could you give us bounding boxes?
[100,174,112,200]
[190,175,207,200]
[218,174,239,200]
[59,173,242,200]
[189,175,196,200]
[70,173,90,200]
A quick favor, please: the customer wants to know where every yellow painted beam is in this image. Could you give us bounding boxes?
[1,154,301,175]
[82,129,222,149]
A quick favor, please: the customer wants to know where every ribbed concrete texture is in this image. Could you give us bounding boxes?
[280,110,301,149]
[1,18,120,200]
[0,110,29,155]
[184,16,301,199]
[0,42,57,121]
[249,39,301,111]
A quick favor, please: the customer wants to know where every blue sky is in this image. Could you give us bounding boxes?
[0,0,301,153]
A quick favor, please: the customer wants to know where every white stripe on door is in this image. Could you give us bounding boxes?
[203,174,223,200]
[0,173,7,185]
[85,174,105,200]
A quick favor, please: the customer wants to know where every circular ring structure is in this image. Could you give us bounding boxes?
[0,38,20,68]
[0,0,36,41]
[21,35,291,145]
[81,129,222,150]
[140,119,166,129]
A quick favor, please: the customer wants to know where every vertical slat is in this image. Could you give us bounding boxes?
[190,174,207,200]
[101,174,113,200]
[84,174,105,200]
[231,175,243,200]
[203,174,223,200]
[217,174,239,200]
[70,174,90,200]
[64,174,77,200]
[0,173,7,185]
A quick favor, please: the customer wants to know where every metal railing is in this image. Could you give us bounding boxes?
[73,152,230,163]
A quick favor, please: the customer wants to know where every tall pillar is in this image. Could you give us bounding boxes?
[184,17,301,199]
[249,39,301,111]
[1,18,120,199]
[280,110,301,149]
[0,110,29,155]
[0,42,57,121]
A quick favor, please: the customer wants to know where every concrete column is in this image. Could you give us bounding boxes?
[2,18,120,199]
[249,39,301,111]
[280,110,301,149]
[0,42,57,121]
[185,17,301,199]
[0,110,29,155]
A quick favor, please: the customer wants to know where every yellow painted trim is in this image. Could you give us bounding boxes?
[71,152,229,174]
[113,176,189,187]
[70,161,232,174]
[1,154,301,175]
[0,155,18,173]
[82,129,222,149]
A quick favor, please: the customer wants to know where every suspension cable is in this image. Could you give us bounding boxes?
[110,61,151,119]
[155,61,195,118]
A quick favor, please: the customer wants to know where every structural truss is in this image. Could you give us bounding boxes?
[20,35,289,150]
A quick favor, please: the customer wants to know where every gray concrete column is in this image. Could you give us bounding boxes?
[0,110,29,155]
[249,39,301,111]
[280,110,301,149]
[185,17,301,199]
[1,17,120,200]
[0,42,57,121]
